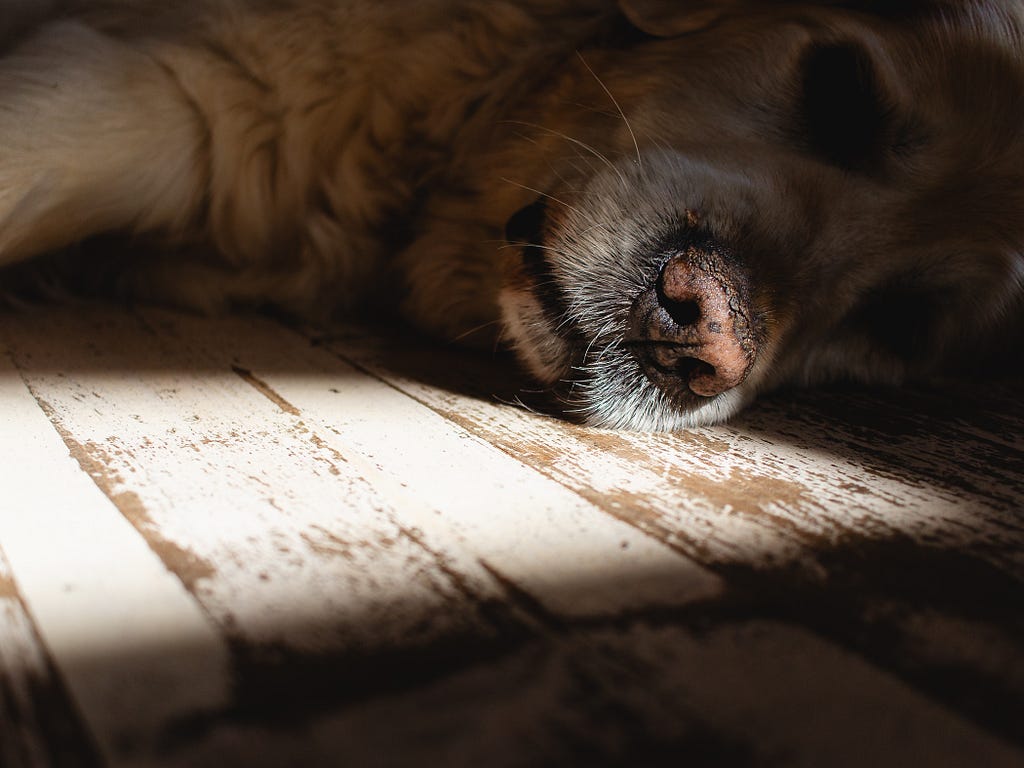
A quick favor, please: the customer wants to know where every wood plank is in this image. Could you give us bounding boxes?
[156,622,1024,767]
[0,348,231,764]
[2,309,519,762]
[150,309,722,618]
[0,546,102,768]
[2,306,1020,764]
[0,306,718,763]
[0,309,500,654]
[304,323,1024,745]
[311,325,1023,572]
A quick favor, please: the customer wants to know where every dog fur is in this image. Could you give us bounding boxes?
[1,0,1022,429]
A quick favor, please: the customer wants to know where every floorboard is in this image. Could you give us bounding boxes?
[0,304,1021,767]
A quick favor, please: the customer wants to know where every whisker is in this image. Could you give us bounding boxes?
[493,394,545,416]
[594,333,625,363]
[451,319,502,342]
[511,130,588,187]
[581,317,618,363]
[499,178,582,216]
[563,100,622,119]
[576,220,614,237]
[575,50,642,171]
[500,119,626,185]
[497,241,566,255]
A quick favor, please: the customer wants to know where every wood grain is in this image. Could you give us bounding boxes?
[309,322,1024,745]
[0,305,1020,766]
[0,348,230,763]
[313,324,1022,571]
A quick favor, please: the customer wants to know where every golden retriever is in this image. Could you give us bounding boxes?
[1,0,1022,429]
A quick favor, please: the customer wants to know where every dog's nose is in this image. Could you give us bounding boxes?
[628,245,756,398]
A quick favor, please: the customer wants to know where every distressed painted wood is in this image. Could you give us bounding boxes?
[0,350,231,764]
[313,324,1022,572]
[0,547,101,768]
[0,305,1021,766]
[144,308,723,618]
[305,322,1024,746]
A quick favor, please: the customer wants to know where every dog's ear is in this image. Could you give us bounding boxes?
[617,0,740,37]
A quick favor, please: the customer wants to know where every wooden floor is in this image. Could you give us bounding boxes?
[1,304,1022,767]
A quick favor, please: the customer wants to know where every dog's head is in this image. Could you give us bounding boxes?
[498,0,1024,429]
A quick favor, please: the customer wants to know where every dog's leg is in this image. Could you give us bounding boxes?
[0,20,205,268]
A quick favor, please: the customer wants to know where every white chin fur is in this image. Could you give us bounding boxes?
[579,384,755,431]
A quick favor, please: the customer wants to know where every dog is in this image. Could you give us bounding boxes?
[1,0,1021,430]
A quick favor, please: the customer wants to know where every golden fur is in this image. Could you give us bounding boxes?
[1,0,1022,428]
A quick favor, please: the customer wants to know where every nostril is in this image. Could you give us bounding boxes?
[658,292,701,328]
[647,344,719,397]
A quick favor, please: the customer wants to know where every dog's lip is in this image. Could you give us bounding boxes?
[622,336,701,348]
[622,339,720,400]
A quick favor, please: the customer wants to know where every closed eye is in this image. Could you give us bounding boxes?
[798,42,895,172]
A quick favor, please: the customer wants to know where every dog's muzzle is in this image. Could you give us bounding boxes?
[627,240,757,400]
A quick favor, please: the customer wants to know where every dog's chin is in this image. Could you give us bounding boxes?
[498,285,757,430]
